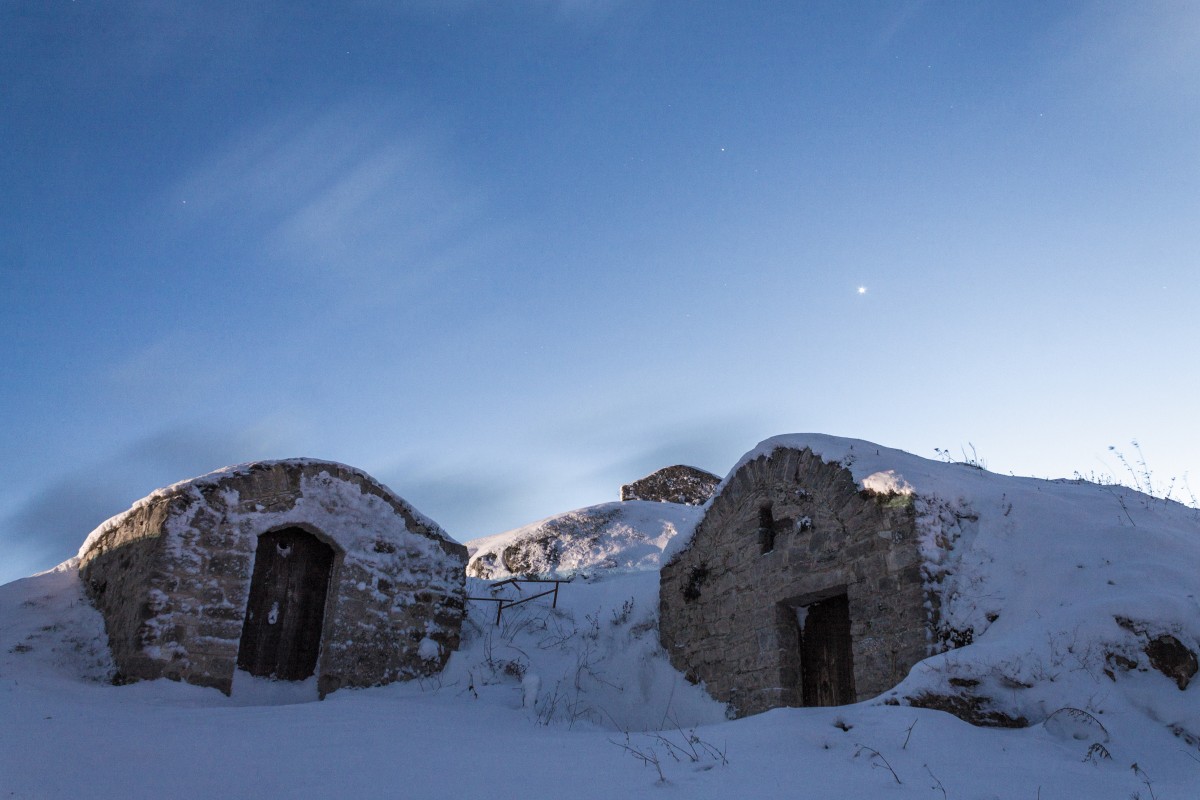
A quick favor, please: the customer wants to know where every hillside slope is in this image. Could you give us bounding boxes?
[466,500,700,579]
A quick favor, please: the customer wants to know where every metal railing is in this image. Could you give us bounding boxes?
[467,577,569,626]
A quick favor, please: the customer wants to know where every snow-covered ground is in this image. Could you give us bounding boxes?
[465,499,700,579]
[3,435,1200,798]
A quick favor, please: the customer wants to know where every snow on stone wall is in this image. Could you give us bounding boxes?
[665,434,1200,733]
[78,459,466,696]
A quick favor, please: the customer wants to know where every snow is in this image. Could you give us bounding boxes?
[861,469,916,496]
[5,565,1199,798]
[417,636,441,661]
[76,458,450,561]
[466,500,700,579]
[3,434,1200,798]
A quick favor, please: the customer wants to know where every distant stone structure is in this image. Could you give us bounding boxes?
[620,465,720,506]
[659,446,927,717]
[78,460,467,697]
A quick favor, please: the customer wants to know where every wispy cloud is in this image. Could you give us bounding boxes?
[524,406,768,503]
[583,415,766,486]
[875,0,933,47]
[171,102,498,304]
[374,461,530,543]
[0,422,306,585]
[1,477,128,585]
[1067,3,1200,105]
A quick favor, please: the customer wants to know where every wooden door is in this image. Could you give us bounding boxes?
[800,594,856,706]
[237,528,335,680]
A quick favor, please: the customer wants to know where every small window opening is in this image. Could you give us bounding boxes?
[682,563,710,602]
[759,505,776,553]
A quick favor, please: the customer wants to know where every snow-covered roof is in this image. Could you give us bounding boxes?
[76,458,452,560]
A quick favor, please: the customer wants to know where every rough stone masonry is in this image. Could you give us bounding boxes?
[620,464,721,505]
[659,446,928,717]
[78,459,467,697]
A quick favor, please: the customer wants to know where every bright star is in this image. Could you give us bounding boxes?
[857,286,867,295]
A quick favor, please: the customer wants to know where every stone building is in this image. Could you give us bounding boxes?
[659,444,927,717]
[620,465,720,505]
[78,459,467,697]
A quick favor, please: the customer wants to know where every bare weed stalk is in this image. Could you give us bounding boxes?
[854,744,902,785]
[924,764,947,799]
[1130,762,1157,800]
[611,734,666,784]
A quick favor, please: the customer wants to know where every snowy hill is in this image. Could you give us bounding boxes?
[2,434,1200,798]
[465,500,700,579]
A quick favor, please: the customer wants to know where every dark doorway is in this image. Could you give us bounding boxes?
[799,594,856,706]
[237,527,335,681]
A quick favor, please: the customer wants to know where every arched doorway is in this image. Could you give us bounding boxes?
[237,527,335,681]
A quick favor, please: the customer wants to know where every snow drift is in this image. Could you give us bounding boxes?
[466,500,701,579]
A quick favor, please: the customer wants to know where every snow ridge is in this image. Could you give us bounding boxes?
[467,500,701,579]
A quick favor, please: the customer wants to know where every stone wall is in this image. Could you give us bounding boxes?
[659,447,927,717]
[620,465,720,505]
[79,460,466,696]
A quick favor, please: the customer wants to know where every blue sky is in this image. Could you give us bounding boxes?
[3,1,1198,584]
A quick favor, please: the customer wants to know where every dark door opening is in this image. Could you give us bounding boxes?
[799,593,856,706]
[237,527,335,681]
